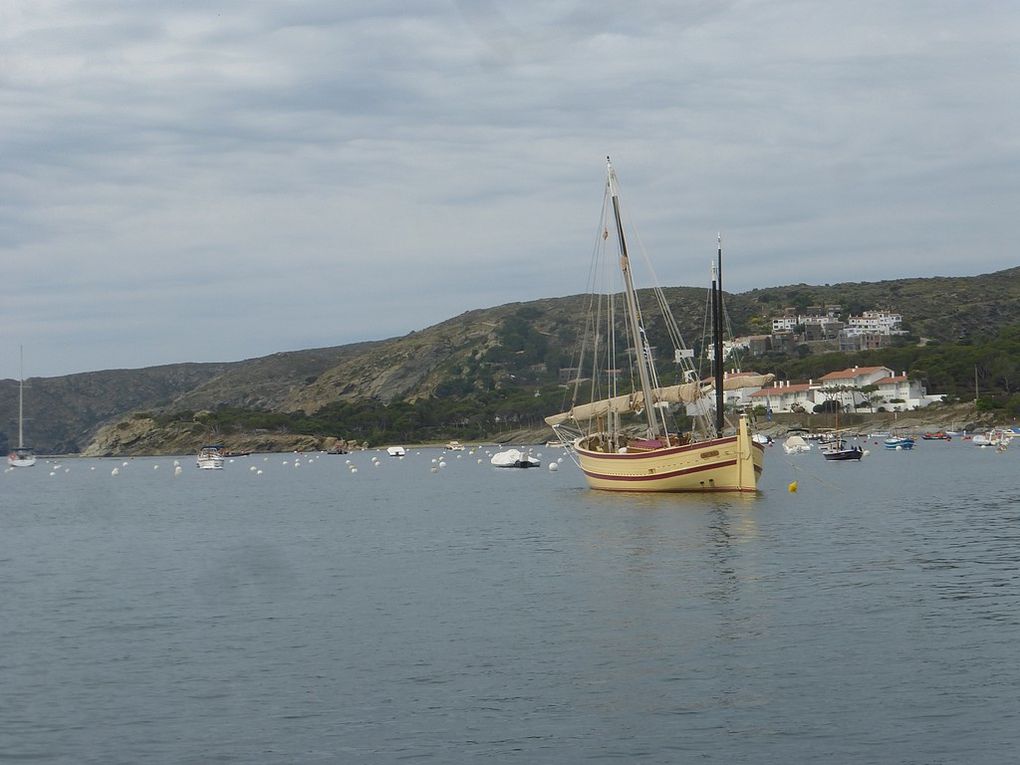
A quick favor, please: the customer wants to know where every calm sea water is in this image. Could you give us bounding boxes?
[3,441,1019,764]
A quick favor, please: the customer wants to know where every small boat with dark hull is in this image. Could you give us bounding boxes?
[822,436,863,461]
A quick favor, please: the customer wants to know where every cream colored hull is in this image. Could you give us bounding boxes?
[574,420,764,493]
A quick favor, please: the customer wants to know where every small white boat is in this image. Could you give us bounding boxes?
[386,446,407,457]
[196,445,225,469]
[8,446,36,468]
[444,440,465,451]
[490,448,540,468]
[783,435,812,454]
[973,430,1010,447]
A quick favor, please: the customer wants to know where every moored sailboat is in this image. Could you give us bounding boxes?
[821,436,864,461]
[7,347,36,468]
[544,159,773,492]
[820,400,863,461]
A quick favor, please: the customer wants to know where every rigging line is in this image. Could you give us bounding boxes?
[604,173,697,438]
[565,181,616,416]
[699,268,713,382]
[625,210,693,359]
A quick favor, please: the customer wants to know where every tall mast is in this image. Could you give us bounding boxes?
[607,157,659,438]
[713,236,725,437]
[18,345,24,448]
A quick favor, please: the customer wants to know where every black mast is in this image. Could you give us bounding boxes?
[713,236,725,437]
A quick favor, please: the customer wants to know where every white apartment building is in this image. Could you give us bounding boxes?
[873,373,946,411]
[816,366,893,409]
[846,310,903,335]
[685,371,774,416]
[744,366,943,414]
[750,382,816,414]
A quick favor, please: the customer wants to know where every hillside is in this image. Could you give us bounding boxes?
[742,266,1020,342]
[0,363,232,453]
[3,267,1020,455]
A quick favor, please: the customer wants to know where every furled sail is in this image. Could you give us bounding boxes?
[545,373,774,427]
[707,373,776,391]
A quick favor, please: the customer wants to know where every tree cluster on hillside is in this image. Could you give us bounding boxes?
[144,323,1020,446]
[153,385,570,447]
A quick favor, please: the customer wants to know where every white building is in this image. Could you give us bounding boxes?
[750,382,816,414]
[873,373,945,411]
[685,371,774,416]
[722,371,774,410]
[706,337,750,362]
[816,366,893,410]
[745,365,944,414]
[846,310,903,335]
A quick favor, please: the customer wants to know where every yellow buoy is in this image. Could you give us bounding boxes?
[788,480,798,493]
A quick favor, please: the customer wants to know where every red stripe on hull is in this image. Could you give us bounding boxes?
[582,457,738,482]
[580,434,741,461]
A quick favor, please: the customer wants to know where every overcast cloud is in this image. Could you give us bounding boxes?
[2,1,1017,379]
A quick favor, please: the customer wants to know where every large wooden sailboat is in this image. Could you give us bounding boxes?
[545,159,773,492]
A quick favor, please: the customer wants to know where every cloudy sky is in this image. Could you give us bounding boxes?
[3,1,1017,379]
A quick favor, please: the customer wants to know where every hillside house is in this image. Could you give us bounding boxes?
[721,371,773,410]
[685,370,774,416]
[838,331,891,352]
[816,366,893,410]
[720,335,771,360]
[873,373,945,411]
[802,319,844,341]
[750,382,816,414]
[846,310,904,335]
[747,335,771,356]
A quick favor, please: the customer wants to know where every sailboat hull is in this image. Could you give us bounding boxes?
[574,420,764,493]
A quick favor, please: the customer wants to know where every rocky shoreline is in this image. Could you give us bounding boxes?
[75,402,1003,458]
[752,402,1001,439]
[79,416,555,458]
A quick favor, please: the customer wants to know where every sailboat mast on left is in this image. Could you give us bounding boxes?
[8,346,37,467]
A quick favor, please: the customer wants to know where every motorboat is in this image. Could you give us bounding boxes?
[783,435,812,454]
[196,445,225,469]
[883,436,915,450]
